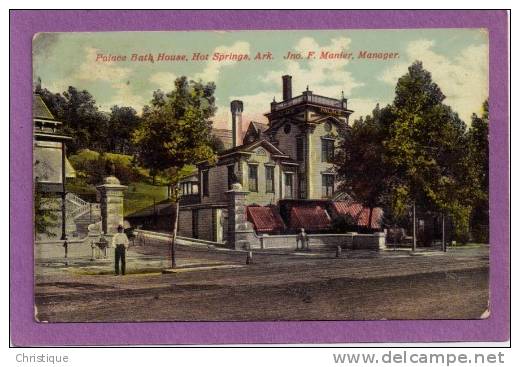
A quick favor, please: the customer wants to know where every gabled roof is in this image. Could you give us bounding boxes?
[311,115,345,125]
[250,121,268,133]
[243,121,270,145]
[218,138,289,159]
[263,117,301,135]
[33,94,56,121]
[179,172,199,183]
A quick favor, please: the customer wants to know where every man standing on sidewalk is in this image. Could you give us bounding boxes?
[112,225,129,276]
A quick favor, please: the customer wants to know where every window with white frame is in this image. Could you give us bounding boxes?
[265,165,275,193]
[322,174,334,198]
[248,164,258,192]
[284,172,294,199]
[321,138,335,163]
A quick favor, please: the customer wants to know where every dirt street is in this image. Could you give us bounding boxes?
[34,244,489,322]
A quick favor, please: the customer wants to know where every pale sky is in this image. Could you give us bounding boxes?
[33,29,489,130]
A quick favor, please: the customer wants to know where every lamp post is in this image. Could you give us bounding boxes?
[60,140,67,240]
[442,213,446,252]
[412,201,416,252]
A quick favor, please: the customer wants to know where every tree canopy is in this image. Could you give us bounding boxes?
[132,76,218,186]
[107,105,141,154]
[467,100,489,242]
[335,61,488,242]
[335,103,395,227]
[384,61,478,240]
[36,85,141,155]
[132,76,218,268]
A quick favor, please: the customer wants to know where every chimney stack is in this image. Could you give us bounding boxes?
[230,100,244,147]
[282,75,292,101]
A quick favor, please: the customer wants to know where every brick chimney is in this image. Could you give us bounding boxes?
[282,75,292,101]
[230,100,243,147]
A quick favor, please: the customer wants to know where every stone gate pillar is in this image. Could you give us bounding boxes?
[226,183,256,250]
[96,175,127,235]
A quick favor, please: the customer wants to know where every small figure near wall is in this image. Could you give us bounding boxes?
[296,228,309,251]
[62,237,68,266]
[62,238,68,259]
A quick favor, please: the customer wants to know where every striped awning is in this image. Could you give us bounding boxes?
[247,206,285,233]
[331,201,383,229]
[290,205,331,231]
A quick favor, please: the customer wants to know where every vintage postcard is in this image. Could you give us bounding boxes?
[10,10,508,346]
[32,28,492,323]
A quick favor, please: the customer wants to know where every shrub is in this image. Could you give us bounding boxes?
[471,224,489,244]
[331,215,358,233]
[417,225,434,247]
[68,149,144,185]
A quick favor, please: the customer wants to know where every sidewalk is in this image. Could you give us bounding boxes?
[35,243,488,298]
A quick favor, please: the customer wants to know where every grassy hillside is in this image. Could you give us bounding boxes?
[67,149,196,216]
[124,182,169,216]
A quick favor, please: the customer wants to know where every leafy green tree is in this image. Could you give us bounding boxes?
[108,106,141,154]
[36,86,109,153]
[133,77,217,267]
[384,61,476,244]
[336,104,395,230]
[468,100,489,242]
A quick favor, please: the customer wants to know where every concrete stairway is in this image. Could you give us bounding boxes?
[74,208,101,236]
[65,193,101,237]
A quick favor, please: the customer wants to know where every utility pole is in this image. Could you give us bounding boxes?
[442,213,446,252]
[171,183,180,268]
[60,141,67,240]
[412,201,416,252]
[153,198,157,227]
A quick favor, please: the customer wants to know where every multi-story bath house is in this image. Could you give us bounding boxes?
[33,93,76,240]
[178,75,382,244]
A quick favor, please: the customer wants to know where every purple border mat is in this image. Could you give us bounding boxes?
[10,10,509,346]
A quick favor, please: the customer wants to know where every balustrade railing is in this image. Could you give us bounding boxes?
[271,93,347,111]
[65,193,100,220]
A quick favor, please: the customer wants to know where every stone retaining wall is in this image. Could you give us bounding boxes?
[254,232,384,250]
[134,229,385,251]
[352,233,386,250]
[134,229,224,248]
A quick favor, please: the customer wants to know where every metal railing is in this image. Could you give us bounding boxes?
[65,193,100,221]
[271,94,347,111]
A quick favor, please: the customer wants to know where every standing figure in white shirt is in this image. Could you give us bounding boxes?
[112,225,129,275]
